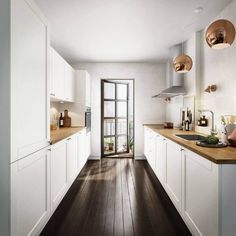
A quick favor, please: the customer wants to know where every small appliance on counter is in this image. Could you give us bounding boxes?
[164,122,173,129]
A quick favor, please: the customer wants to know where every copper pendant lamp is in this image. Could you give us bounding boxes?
[173,54,193,73]
[205,19,235,49]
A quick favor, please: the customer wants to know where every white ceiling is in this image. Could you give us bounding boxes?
[36,0,232,63]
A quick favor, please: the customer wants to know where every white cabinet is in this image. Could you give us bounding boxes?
[155,135,167,185]
[182,149,218,236]
[85,132,91,159]
[50,140,68,212]
[65,62,75,102]
[77,129,87,172]
[50,48,65,100]
[11,0,49,163]
[67,134,78,185]
[76,70,91,107]
[50,47,75,102]
[11,148,50,236]
[165,139,183,213]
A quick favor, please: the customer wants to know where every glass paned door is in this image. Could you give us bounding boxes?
[101,80,129,157]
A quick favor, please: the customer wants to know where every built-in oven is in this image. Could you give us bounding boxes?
[85,107,91,133]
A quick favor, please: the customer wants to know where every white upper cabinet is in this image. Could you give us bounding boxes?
[50,48,65,100]
[11,0,49,163]
[49,47,75,102]
[65,62,75,102]
[76,70,91,107]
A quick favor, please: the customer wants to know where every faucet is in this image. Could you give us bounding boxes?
[198,109,218,136]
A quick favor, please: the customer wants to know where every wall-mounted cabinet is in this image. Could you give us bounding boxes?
[50,47,75,102]
[76,70,91,107]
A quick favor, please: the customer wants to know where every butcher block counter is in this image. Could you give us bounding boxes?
[144,124,236,164]
[50,126,86,144]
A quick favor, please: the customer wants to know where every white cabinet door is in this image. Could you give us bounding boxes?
[149,131,156,171]
[85,132,91,159]
[11,148,50,236]
[155,136,167,185]
[65,62,75,102]
[77,130,86,172]
[182,149,219,236]
[144,127,149,158]
[50,140,68,212]
[67,134,78,185]
[51,48,65,100]
[11,0,49,162]
[76,70,91,107]
[166,139,183,213]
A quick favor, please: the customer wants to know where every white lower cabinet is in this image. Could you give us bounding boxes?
[155,135,167,185]
[182,149,218,236]
[165,139,183,213]
[11,148,50,236]
[67,134,79,185]
[77,129,87,172]
[144,128,236,236]
[50,140,68,212]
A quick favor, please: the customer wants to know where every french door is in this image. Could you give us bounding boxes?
[101,80,129,157]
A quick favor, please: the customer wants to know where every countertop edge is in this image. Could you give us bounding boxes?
[144,125,236,164]
[50,127,86,145]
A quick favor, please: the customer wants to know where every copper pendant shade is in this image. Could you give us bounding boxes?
[173,54,193,73]
[205,19,235,49]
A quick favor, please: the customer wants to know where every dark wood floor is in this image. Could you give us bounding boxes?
[41,158,191,236]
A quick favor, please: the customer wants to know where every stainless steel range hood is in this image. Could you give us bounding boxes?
[153,44,186,98]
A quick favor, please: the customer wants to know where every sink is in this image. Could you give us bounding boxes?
[175,134,206,141]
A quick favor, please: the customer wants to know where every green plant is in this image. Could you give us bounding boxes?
[128,136,134,150]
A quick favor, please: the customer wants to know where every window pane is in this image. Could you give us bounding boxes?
[104,137,115,154]
[104,82,115,99]
[104,101,115,117]
[104,119,115,136]
[117,119,127,135]
[117,101,127,117]
[117,84,127,100]
[117,136,127,152]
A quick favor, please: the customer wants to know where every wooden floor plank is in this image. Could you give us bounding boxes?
[40,158,192,236]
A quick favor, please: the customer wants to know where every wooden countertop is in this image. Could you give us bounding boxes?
[144,125,236,164]
[50,127,86,145]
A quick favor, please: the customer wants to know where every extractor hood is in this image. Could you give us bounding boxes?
[153,44,186,98]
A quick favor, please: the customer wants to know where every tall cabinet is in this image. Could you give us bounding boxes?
[0,0,50,235]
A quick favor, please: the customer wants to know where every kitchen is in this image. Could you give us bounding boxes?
[1,0,236,235]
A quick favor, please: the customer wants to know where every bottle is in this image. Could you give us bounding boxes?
[201,115,208,127]
[63,110,71,127]
[185,119,190,131]
[59,113,64,128]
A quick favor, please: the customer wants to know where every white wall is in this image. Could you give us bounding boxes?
[166,0,236,134]
[198,0,236,130]
[74,62,166,158]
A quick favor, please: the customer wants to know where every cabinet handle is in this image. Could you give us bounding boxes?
[67,138,72,141]
[180,148,185,151]
[163,138,166,141]
[47,148,51,151]
[50,93,55,96]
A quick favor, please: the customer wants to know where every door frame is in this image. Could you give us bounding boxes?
[101,78,135,158]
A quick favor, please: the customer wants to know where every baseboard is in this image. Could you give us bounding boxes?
[88,156,101,160]
[135,156,147,160]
